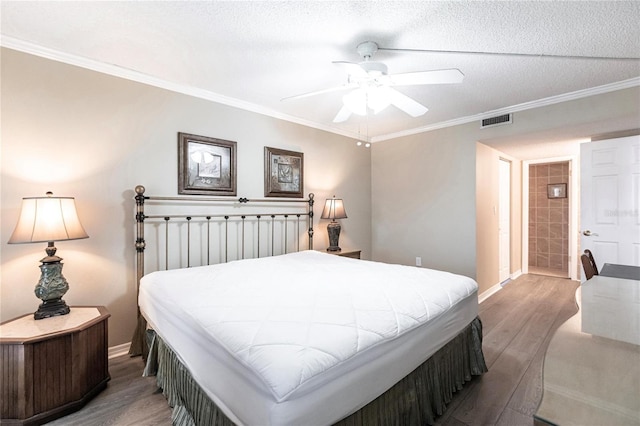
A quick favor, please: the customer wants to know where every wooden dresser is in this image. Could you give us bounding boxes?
[0,306,110,425]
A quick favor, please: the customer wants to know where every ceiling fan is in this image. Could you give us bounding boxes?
[283,41,639,123]
[282,41,464,123]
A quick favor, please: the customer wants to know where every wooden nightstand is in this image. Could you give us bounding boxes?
[332,249,361,259]
[0,306,110,425]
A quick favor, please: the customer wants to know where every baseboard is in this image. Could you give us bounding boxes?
[108,342,131,359]
[511,269,522,280]
[478,283,502,304]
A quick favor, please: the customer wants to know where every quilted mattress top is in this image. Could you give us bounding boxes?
[139,250,478,402]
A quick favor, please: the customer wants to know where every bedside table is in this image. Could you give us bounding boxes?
[331,249,361,259]
[0,306,110,425]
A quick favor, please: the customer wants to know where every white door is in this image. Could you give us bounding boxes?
[499,159,511,283]
[580,135,640,277]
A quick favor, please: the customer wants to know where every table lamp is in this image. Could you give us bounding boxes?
[8,192,89,319]
[320,196,347,252]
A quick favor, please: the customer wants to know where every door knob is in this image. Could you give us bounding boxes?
[582,230,599,236]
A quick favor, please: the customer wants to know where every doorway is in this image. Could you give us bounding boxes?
[527,161,570,278]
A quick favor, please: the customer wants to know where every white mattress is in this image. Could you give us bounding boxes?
[139,250,478,426]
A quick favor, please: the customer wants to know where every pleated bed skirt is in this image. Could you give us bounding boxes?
[144,317,488,426]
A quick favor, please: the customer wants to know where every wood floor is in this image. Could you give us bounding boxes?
[435,273,578,426]
[45,273,578,426]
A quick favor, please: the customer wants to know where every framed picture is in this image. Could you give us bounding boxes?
[178,133,237,196]
[547,183,567,199]
[264,147,304,198]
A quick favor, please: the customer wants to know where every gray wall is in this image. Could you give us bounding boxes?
[371,125,478,278]
[371,86,639,294]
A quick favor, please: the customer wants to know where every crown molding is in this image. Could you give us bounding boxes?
[3,36,637,145]
[0,36,361,141]
[372,77,640,143]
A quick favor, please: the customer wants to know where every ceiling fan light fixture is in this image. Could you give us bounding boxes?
[343,86,392,116]
[368,86,391,114]
[342,88,367,116]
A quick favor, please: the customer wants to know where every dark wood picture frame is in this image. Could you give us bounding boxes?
[264,147,304,198]
[547,183,567,199]
[178,133,237,196]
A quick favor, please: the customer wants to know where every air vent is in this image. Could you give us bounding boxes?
[481,114,512,128]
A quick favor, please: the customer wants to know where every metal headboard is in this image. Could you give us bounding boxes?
[129,184,315,357]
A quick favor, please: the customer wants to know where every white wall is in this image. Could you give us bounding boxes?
[0,48,372,346]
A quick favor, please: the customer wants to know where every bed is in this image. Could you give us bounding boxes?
[129,185,487,425]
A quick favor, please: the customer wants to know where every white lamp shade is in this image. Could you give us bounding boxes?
[8,195,89,244]
[321,198,348,220]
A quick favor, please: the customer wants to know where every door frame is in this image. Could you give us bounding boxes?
[498,158,511,283]
[522,155,579,280]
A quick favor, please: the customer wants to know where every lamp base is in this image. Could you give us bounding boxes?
[326,221,342,252]
[34,258,71,320]
[34,297,70,320]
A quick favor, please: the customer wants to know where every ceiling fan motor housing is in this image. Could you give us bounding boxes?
[357,41,379,59]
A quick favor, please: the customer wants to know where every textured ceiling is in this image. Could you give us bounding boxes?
[1,1,639,148]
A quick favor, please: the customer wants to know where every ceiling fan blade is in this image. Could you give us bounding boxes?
[333,105,352,123]
[387,88,428,117]
[281,84,355,101]
[378,46,640,61]
[332,61,369,78]
[390,69,464,86]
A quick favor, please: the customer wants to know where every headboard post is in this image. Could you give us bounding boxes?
[129,185,148,357]
[308,193,314,250]
[134,185,147,282]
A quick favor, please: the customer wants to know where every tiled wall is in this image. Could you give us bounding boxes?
[529,162,569,272]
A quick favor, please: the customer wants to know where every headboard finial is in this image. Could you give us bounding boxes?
[135,185,146,195]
